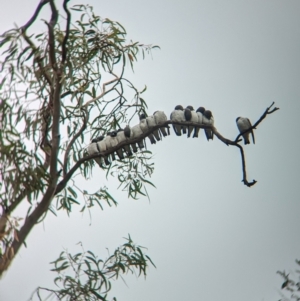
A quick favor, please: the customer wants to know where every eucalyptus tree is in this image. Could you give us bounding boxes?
[0,1,279,299]
[0,1,158,277]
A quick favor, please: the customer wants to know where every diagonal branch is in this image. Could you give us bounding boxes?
[20,0,50,32]
[56,102,279,193]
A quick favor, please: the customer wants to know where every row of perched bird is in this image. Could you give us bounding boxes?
[170,105,214,139]
[87,105,254,167]
[87,110,169,166]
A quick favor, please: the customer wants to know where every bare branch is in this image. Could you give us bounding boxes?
[237,144,257,187]
[235,101,279,143]
[20,0,50,32]
[55,103,279,194]
[62,0,71,64]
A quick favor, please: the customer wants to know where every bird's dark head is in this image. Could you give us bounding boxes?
[92,135,104,143]
[186,105,194,111]
[124,125,131,138]
[175,105,184,111]
[204,110,213,119]
[196,107,205,113]
[139,113,146,120]
[110,131,117,137]
[184,107,192,120]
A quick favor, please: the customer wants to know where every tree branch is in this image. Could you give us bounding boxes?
[20,0,50,32]
[237,144,257,187]
[62,0,71,64]
[0,183,56,276]
[4,102,279,221]
[55,102,279,194]
[39,104,52,170]
[44,0,58,72]
[235,101,279,143]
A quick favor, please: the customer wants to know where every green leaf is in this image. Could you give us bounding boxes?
[67,186,78,198]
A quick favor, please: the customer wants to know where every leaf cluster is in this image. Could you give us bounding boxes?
[277,260,300,301]
[0,1,158,272]
[30,235,155,301]
[0,3,158,215]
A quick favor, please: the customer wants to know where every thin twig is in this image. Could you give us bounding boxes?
[63,109,89,176]
[82,54,126,108]
[235,101,279,143]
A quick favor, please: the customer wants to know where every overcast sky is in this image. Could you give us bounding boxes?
[0,0,300,301]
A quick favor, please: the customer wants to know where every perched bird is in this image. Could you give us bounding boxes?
[184,106,192,136]
[184,106,193,138]
[170,105,185,136]
[131,124,145,149]
[124,125,138,153]
[202,110,214,141]
[87,139,102,167]
[236,117,255,145]
[185,105,199,138]
[140,114,156,144]
[146,115,161,141]
[110,131,124,160]
[94,135,110,165]
[103,133,116,161]
[154,110,169,137]
[116,128,133,157]
[195,107,204,138]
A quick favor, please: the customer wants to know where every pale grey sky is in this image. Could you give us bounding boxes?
[0,0,300,301]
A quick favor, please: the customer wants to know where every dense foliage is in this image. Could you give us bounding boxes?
[0,1,158,277]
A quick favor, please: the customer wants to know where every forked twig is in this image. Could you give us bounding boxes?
[235,102,279,143]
